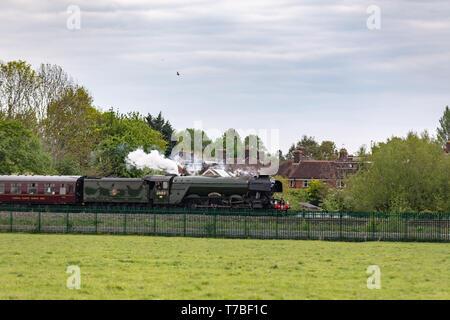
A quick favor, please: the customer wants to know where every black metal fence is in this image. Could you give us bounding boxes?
[0,205,449,242]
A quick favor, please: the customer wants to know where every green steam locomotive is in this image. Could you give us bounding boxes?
[81,175,283,209]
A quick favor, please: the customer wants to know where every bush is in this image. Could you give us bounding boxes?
[321,189,354,212]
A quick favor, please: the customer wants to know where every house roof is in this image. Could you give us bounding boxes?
[298,202,322,210]
[277,160,338,180]
[202,168,234,177]
[0,175,81,182]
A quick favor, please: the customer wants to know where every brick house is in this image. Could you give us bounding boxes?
[277,147,359,189]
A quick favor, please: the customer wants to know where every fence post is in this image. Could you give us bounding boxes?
[66,212,69,233]
[10,211,13,233]
[404,213,409,241]
[276,212,279,239]
[371,212,375,239]
[95,212,98,234]
[339,212,343,240]
[244,211,248,238]
[213,211,217,238]
[183,210,186,237]
[153,209,156,234]
[306,212,310,239]
[123,214,127,234]
[38,211,41,233]
[438,212,442,242]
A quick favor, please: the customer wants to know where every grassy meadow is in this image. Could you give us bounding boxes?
[0,233,448,299]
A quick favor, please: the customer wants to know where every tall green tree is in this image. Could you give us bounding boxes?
[289,135,319,159]
[437,105,450,146]
[146,112,175,156]
[317,141,338,160]
[286,136,338,160]
[244,134,266,151]
[346,132,450,213]
[35,63,75,125]
[42,86,100,169]
[220,128,244,160]
[175,128,212,153]
[0,60,39,131]
[306,180,328,206]
[93,111,167,177]
[0,119,53,174]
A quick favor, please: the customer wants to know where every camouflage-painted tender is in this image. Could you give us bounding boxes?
[83,178,149,203]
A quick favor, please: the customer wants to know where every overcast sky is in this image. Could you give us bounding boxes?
[1,0,449,154]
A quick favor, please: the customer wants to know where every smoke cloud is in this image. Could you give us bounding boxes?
[126,148,179,175]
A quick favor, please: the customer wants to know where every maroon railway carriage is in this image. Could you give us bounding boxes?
[0,175,82,205]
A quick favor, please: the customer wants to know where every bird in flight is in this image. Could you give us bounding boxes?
[177,72,180,76]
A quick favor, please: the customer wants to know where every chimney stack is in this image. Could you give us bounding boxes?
[216,149,226,164]
[293,147,305,164]
[257,150,264,165]
[339,148,348,160]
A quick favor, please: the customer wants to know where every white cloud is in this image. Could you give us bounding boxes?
[0,0,449,153]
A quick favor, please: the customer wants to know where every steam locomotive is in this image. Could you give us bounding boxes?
[0,174,288,210]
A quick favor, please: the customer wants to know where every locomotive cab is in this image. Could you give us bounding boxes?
[143,175,175,205]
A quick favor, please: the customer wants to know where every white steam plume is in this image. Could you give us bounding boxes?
[126,149,179,175]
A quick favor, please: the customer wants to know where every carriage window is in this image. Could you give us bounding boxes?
[60,184,66,195]
[68,185,74,194]
[44,183,55,195]
[11,183,22,194]
[156,181,169,190]
[0,183,4,194]
[27,183,38,194]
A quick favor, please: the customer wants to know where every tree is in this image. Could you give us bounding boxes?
[213,128,244,160]
[146,112,175,156]
[321,188,353,212]
[317,141,337,160]
[0,60,91,172]
[437,106,450,146]
[272,175,308,211]
[286,135,319,159]
[35,63,74,125]
[0,60,39,131]
[244,134,266,162]
[93,111,167,177]
[0,119,53,174]
[356,145,368,158]
[175,128,212,154]
[286,136,338,160]
[306,180,328,206]
[346,132,450,213]
[244,134,265,151]
[278,150,286,162]
[42,86,100,168]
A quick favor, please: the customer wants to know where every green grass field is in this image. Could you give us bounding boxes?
[0,233,448,299]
